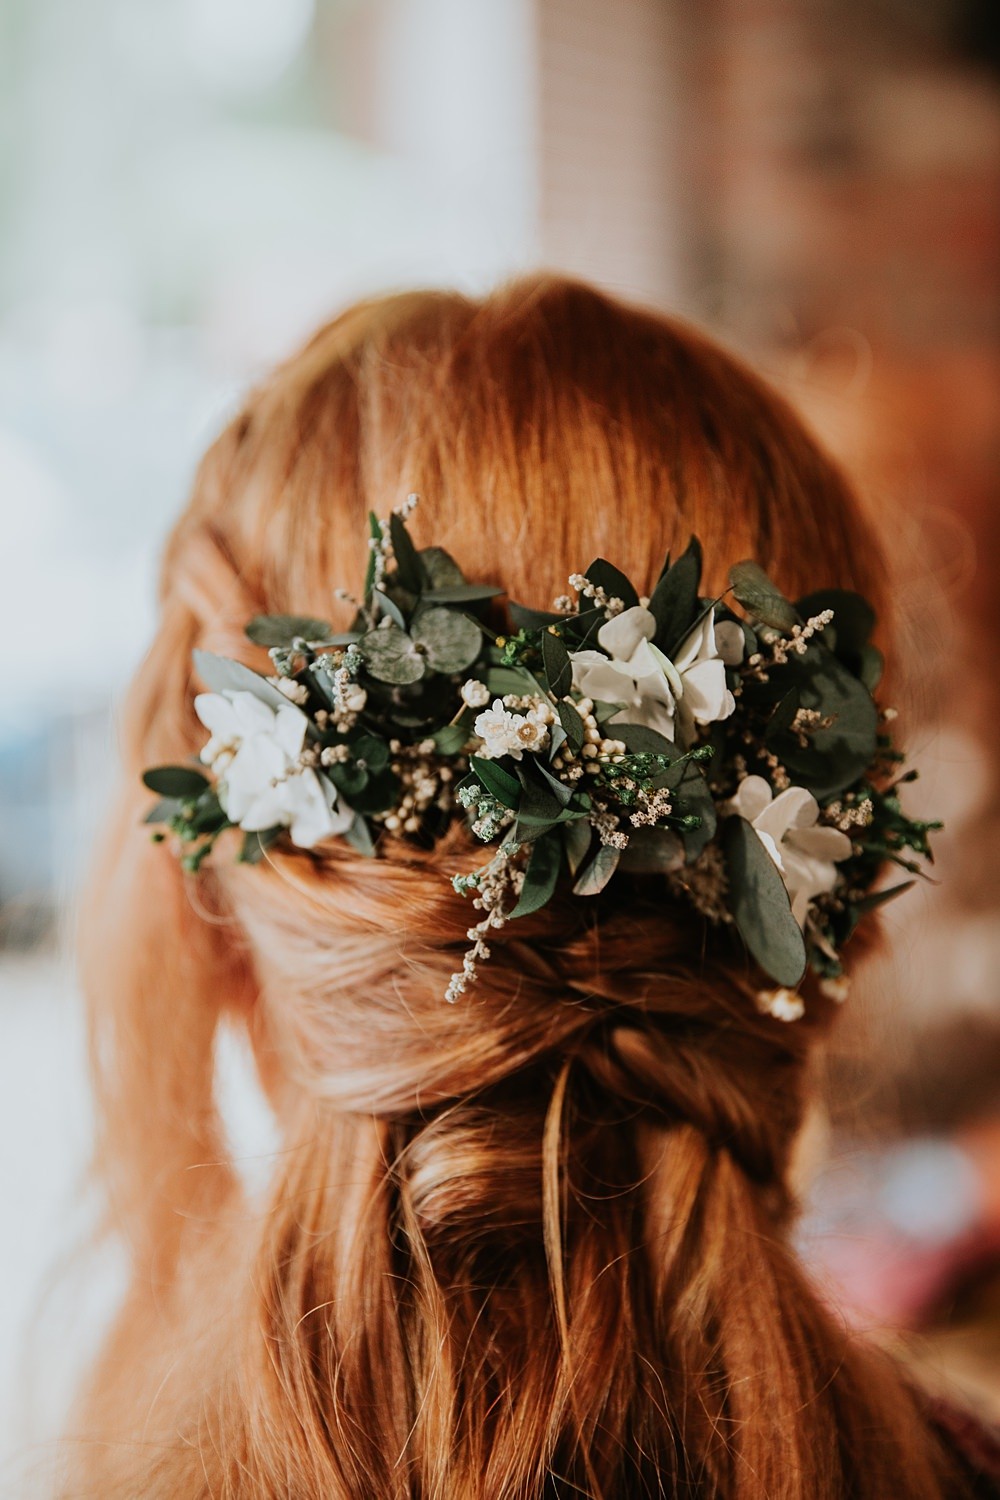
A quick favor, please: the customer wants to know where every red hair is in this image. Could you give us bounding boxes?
[69,278,958,1497]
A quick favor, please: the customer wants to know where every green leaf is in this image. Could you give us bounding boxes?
[373,590,408,630]
[508,602,564,630]
[239,827,283,864]
[143,765,211,799]
[772,644,879,797]
[433,722,471,755]
[423,583,504,604]
[511,833,563,918]
[854,880,915,914]
[585,558,639,610]
[389,511,425,594]
[722,816,807,987]
[470,755,520,808]
[357,625,425,685]
[614,722,678,757]
[328,761,369,797]
[796,589,875,658]
[859,644,884,693]
[342,814,375,858]
[670,764,718,860]
[487,664,538,697]
[648,536,703,653]
[245,613,333,648]
[347,767,401,815]
[363,511,382,601]
[573,844,621,896]
[193,650,292,712]
[729,561,798,632]
[143,795,184,824]
[557,700,585,754]
[419,546,465,589]
[563,817,592,876]
[351,733,390,774]
[619,827,684,873]
[411,606,482,674]
[542,629,573,698]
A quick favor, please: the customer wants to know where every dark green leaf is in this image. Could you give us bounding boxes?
[563,817,592,876]
[142,765,210,799]
[328,760,369,796]
[373,590,408,630]
[389,511,425,594]
[245,613,333,648]
[670,764,718,860]
[347,767,401,815]
[771,644,879,797]
[557,699,585,754]
[433,722,471,755]
[855,880,914,914]
[143,795,184,824]
[363,511,381,601]
[239,827,283,864]
[615,722,678,757]
[411,606,482,674]
[470,755,520,808]
[419,546,465,589]
[859,645,884,692]
[529,761,573,809]
[729,561,798,631]
[542,630,573,698]
[351,733,390,774]
[722,815,807,987]
[648,536,703,653]
[423,583,504,604]
[585,558,639,610]
[357,625,425,685]
[795,589,875,657]
[508,602,564,630]
[573,844,621,896]
[342,814,376,858]
[511,833,563,917]
[766,688,801,742]
[193,650,292,711]
[619,827,684,873]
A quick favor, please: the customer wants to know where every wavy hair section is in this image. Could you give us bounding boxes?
[69,278,958,1497]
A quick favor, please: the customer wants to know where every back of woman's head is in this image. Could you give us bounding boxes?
[73,278,958,1498]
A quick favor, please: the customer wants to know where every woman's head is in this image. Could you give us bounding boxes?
[74,278,954,1498]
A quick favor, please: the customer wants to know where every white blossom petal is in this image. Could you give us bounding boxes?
[194,692,241,739]
[597,605,656,662]
[753,786,818,843]
[729,775,773,823]
[673,610,716,673]
[273,703,308,760]
[679,657,734,725]
[787,826,853,863]
[229,692,279,736]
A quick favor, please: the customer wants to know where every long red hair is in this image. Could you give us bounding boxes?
[70,278,958,1497]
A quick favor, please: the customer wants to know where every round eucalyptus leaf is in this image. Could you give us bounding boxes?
[245,614,332,648]
[420,546,465,589]
[722,815,806,987]
[729,561,798,631]
[357,625,425,685]
[412,606,482,674]
[143,765,210,799]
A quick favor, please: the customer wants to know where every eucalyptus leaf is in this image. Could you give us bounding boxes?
[357,625,425,685]
[648,536,702,654]
[420,546,465,589]
[859,645,884,693]
[239,827,283,864]
[470,755,520,808]
[542,629,573,699]
[412,606,483,674]
[423,583,504,604]
[614,723,678,757]
[373,590,408,630]
[573,844,621,896]
[729,561,798,631]
[193,651,292,712]
[389,511,425,594]
[245,614,332,648]
[722,816,807,987]
[328,760,369,797]
[557,700,585,754]
[508,602,564,630]
[796,589,875,658]
[144,796,184,824]
[351,733,390,774]
[584,558,639,610]
[143,765,211,799]
[618,827,684,873]
[433,722,471,755]
[563,817,592,876]
[487,664,538,698]
[342,814,375,858]
[511,832,563,918]
[771,644,879,797]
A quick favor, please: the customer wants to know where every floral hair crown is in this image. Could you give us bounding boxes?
[144,496,939,1018]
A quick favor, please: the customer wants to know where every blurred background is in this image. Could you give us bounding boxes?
[1,0,998,1488]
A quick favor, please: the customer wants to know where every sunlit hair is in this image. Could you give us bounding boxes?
[70,279,959,1497]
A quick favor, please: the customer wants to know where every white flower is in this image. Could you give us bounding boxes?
[755,987,805,1023]
[728,775,853,926]
[340,682,367,713]
[461,679,490,709]
[473,699,550,761]
[270,676,309,705]
[569,605,739,745]
[194,690,353,849]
